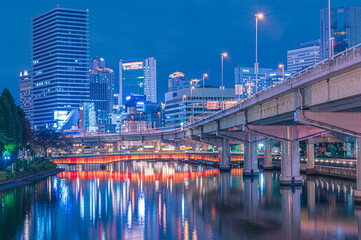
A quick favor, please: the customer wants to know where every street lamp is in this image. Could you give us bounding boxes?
[255,13,264,94]
[278,64,285,81]
[328,0,332,60]
[202,73,208,118]
[182,94,186,125]
[191,86,195,125]
[221,52,227,110]
[157,112,161,129]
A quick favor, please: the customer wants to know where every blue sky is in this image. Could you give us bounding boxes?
[0,0,359,103]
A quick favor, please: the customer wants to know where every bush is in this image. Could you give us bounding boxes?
[0,158,56,183]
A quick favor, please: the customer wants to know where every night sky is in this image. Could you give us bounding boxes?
[0,0,360,103]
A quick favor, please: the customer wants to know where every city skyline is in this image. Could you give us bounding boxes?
[1,0,361,104]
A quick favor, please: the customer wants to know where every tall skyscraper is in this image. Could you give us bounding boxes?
[320,6,361,59]
[19,70,33,121]
[31,7,90,129]
[119,58,157,105]
[234,66,272,99]
[89,57,115,123]
[287,40,321,73]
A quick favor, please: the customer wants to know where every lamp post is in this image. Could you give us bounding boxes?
[328,0,332,60]
[157,112,161,129]
[278,64,285,81]
[255,13,264,94]
[182,95,186,125]
[191,86,195,125]
[202,73,208,118]
[221,52,227,110]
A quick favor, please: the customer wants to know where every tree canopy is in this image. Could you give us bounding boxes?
[0,88,32,158]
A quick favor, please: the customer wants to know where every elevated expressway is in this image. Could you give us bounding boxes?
[72,44,361,202]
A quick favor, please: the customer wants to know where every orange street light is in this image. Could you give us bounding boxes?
[278,64,285,80]
[221,52,228,110]
[202,73,208,118]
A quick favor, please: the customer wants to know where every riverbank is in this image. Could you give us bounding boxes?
[0,167,64,192]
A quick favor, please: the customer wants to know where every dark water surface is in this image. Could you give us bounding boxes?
[0,161,358,240]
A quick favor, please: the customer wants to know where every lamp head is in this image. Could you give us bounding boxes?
[255,13,264,19]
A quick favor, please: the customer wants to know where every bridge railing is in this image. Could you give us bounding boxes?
[188,42,361,128]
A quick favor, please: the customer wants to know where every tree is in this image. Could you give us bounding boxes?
[17,107,32,146]
[0,88,21,144]
[31,130,73,157]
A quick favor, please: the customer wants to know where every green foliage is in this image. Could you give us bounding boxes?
[231,145,240,152]
[31,130,73,157]
[327,145,338,157]
[0,158,57,182]
[0,88,33,159]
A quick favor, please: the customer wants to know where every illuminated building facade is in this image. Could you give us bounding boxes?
[234,67,272,99]
[19,70,33,121]
[122,94,164,131]
[320,6,361,59]
[119,58,157,105]
[165,87,236,127]
[89,57,115,125]
[265,69,293,86]
[31,7,90,129]
[287,40,321,73]
[79,102,97,133]
[168,71,200,92]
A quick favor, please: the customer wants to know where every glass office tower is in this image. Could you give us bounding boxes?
[119,58,157,104]
[320,6,361,59]
[89,57,115,124]
[31,7,90,129]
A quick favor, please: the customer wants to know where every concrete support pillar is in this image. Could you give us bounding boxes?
[354,138,361,205]
[280,126,302,186]
[347,142,352,158]
[219,138,231,171]
[306,139,315,174]
[244,133,259,177]
[117,141,122,152]
[263,140,273,170]
[154,141,161,152]
[281,187,302,240]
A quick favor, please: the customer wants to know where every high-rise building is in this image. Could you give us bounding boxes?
[31,7,90,129]
[79,102,97,134]
[287,40,321,73]
[320,6,361,59]
[19,70,33,121]
[119,58,156,105]
[234,67,272,99]
[165,87,236,127]
[168,71,200,92]
[89,57,115,122]
[265,69,292,87]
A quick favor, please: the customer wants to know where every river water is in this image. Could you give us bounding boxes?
[0,161,358,240]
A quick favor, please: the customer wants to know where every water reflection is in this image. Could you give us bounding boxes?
[0,161,358,239]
